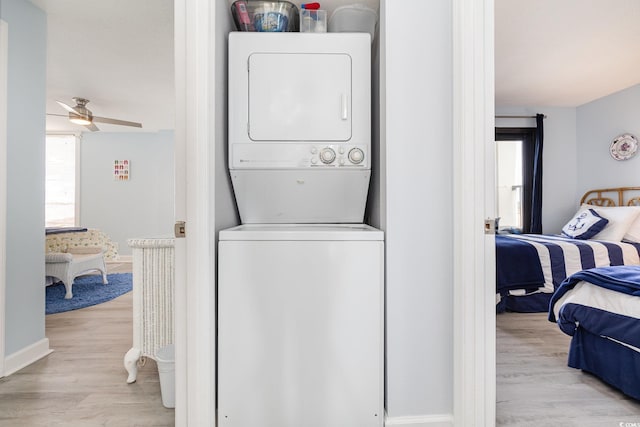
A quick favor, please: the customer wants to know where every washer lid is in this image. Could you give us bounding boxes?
[219,224,383,241]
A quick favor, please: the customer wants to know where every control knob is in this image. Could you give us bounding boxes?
[348,148,365,164]
[319,147,336,164]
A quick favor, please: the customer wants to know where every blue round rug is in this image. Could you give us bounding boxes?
[46,273,132,315]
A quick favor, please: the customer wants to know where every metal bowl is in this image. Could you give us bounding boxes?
[231,1,299,32]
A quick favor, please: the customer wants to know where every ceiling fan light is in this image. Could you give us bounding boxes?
[69,114,91,125]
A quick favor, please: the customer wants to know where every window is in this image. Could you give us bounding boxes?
[495,139,523,230]
[45,134,78,227]
[495,127,537,233]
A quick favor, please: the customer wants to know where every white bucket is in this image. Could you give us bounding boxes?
[328,4,378,42]
[156,344,175,409]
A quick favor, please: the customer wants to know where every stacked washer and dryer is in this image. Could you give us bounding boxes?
[218,32,384,427]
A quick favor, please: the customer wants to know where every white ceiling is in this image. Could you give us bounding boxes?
[30,0,175,133]
[495,0,640,107]
[31,0,379,134]
[32,0,628,133]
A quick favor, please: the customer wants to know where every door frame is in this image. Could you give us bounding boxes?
[178,0,496,424]
[0,18,9,378]
[452,0,495,425]
[174,0,216,425]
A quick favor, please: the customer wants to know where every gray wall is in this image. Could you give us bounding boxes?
[2,0,47,356]
[215,1,239,235]
[383,0,453,417]
[496,85,640,235]
[495,107,578,233]
[80,131,175,257]
[577,84,640,196]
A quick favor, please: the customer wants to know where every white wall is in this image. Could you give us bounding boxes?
[215,1,239,234]
[576,84,640,196]
[495,107,577,233]
[2,0,47,357]
[383,0,454,419]
[365,4,382,228]
[80,131,175,257]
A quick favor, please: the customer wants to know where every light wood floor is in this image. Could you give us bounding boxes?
[497,312,640,426]
[6,264,640,426]
[0,261,175,427]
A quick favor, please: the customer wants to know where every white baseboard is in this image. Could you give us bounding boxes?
[385,413,454,427]
[3,338,53,377]
[109,255,132,263]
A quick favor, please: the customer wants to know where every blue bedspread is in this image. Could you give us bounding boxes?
[496,234,640,312]
[549,265,640,322]
[495,235,544,293]
[496,234,640,292]
[549,265,640,351]
[548,265,640,401]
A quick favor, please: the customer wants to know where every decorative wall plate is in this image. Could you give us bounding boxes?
[610,133,638,161]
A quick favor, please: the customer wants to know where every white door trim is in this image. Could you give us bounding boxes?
[174,0,216,425]
[0,18,9,378]
[452,0,496,425]
[173,1,186,423]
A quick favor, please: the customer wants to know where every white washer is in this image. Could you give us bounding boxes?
[228,33,372,224]
[217,224,384,427]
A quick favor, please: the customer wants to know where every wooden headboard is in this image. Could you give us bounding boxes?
[580,187,640,207]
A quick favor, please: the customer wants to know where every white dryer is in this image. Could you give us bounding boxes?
[228,32,371,224]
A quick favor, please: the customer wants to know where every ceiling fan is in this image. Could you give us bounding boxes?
[49,97,142,132]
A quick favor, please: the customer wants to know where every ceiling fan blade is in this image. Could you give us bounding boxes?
[56,100,80,114]
[84,122,100,132]
[93,116,142,128]
[47,113,69,118]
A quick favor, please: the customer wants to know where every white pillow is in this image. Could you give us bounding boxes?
[561,209,609,239]
[622,207,640,242]
[578,204,640,241]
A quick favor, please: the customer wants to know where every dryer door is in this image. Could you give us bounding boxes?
[248,53,352,142]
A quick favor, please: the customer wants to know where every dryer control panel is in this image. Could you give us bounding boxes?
[231,143,369,168]
[228,32,371,170]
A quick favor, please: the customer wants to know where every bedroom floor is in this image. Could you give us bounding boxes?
[497,312,640,426]
[0,261,175,427]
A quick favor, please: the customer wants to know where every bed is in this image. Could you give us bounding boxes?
[549,265,640,400]
[496,187,640,313]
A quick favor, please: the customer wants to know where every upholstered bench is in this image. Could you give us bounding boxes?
[45,228,119,261]
[45,248,108,299]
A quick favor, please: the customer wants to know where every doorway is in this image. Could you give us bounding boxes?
[0,0,178,421]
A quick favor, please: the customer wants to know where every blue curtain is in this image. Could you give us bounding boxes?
[529,113,544,233]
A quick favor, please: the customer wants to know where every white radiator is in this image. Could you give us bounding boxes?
[124,237,175,384]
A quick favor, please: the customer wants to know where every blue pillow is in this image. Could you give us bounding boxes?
[561,208,609,239]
